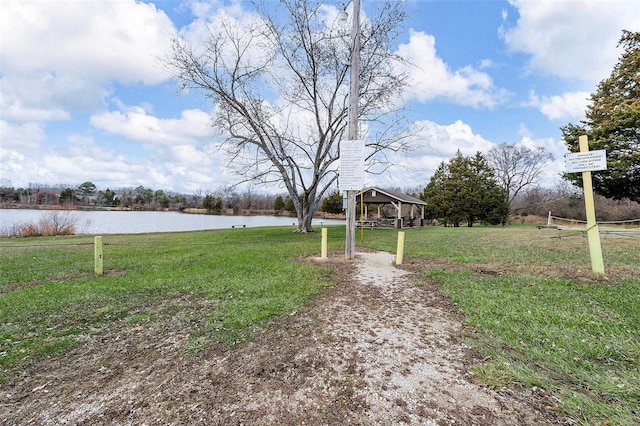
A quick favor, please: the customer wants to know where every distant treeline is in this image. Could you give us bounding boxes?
[0,182,289,212]
[2,181,638,222]
[511,183,640,223]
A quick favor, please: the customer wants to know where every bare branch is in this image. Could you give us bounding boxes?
[164,0,413,231]
[487,143,553,209]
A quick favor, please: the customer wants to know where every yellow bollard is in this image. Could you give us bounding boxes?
[94,236,103,275]
[395,231,405,265]
[321,228,328,259]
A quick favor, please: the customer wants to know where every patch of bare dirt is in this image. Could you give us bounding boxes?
[1,252,563,425]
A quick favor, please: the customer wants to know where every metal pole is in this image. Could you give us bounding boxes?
[345,0,360,260]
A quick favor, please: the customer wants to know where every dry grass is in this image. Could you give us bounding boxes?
[2,211,78,237]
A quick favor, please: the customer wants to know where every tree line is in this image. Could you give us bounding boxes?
[0,181,349,217]
[513,183,640,223]
[0,183,279,213]
[1,183,188,211]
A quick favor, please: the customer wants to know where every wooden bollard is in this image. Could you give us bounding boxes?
[395,231,405,265]
[94,236,103,275]
[321,228,328,259]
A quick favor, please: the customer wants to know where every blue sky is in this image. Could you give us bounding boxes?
[1,0,639,195]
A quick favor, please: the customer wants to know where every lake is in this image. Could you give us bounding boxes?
[0,209,344,234]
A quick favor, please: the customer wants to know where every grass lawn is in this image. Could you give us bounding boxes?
[0,228,341,383]
[1,224,638,425]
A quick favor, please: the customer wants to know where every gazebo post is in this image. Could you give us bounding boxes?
[394,201,402,228]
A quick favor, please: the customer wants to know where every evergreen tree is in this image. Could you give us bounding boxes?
[103,188,117,207]
[321,191,344,214]
[561,30,640,202]
[273,195,285,211]
[421,162,450,224]
[202,194,223,214]
[77,181,96,205]
[59,188,76,205]
[284,196,295,213]
[421,151,508,226]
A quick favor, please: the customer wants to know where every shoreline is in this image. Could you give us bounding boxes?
[0,205,346,220]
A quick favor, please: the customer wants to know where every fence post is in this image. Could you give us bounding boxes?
[94,236,103,275]
[395,231,405,265]
[321,228,328,259]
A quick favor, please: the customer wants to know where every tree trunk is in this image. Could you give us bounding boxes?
[296,203,315,233]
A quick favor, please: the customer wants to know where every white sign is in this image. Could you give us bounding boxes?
[339,139,365,191]
[565,150,607,173]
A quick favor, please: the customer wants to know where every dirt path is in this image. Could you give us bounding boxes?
[3,251,557,425]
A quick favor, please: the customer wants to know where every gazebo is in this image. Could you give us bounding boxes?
[355,187,427,229]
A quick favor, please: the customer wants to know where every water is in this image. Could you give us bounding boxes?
[0,209,344,234]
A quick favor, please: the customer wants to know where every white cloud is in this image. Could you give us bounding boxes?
[1,130,228,193]
[502,0,640,82]
[1,73,112,116]
[368,120,495,189]
[0,0,176,123]
[479,59,495,70]
[0,0,175,84]
[90,106,214,147]
[0,103,70,123]
[0,120,48,187]
[401,120,493,159]
[396,31,510,108]
[0,95,228,192]
[41,152,150,188]
[526,90,590,121]
[518,122,532,139]
[0,121,46,152]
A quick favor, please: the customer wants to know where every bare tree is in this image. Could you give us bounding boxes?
[487,143,553,210]
[164,0,413,232]
[192,189,203,208]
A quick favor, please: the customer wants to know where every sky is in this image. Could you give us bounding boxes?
[1,0,639,195]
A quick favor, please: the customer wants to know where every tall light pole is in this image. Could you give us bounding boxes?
[344,0,360,260]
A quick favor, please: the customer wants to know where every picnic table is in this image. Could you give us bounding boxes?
[357,218,396,229]
[358,219,379,229]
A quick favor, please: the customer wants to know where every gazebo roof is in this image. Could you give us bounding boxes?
[355,187,426,206]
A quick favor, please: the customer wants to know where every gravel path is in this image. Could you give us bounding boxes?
[199,251,555,425]
[289,251,552,425]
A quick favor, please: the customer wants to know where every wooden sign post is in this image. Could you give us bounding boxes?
[566,135,605,274]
